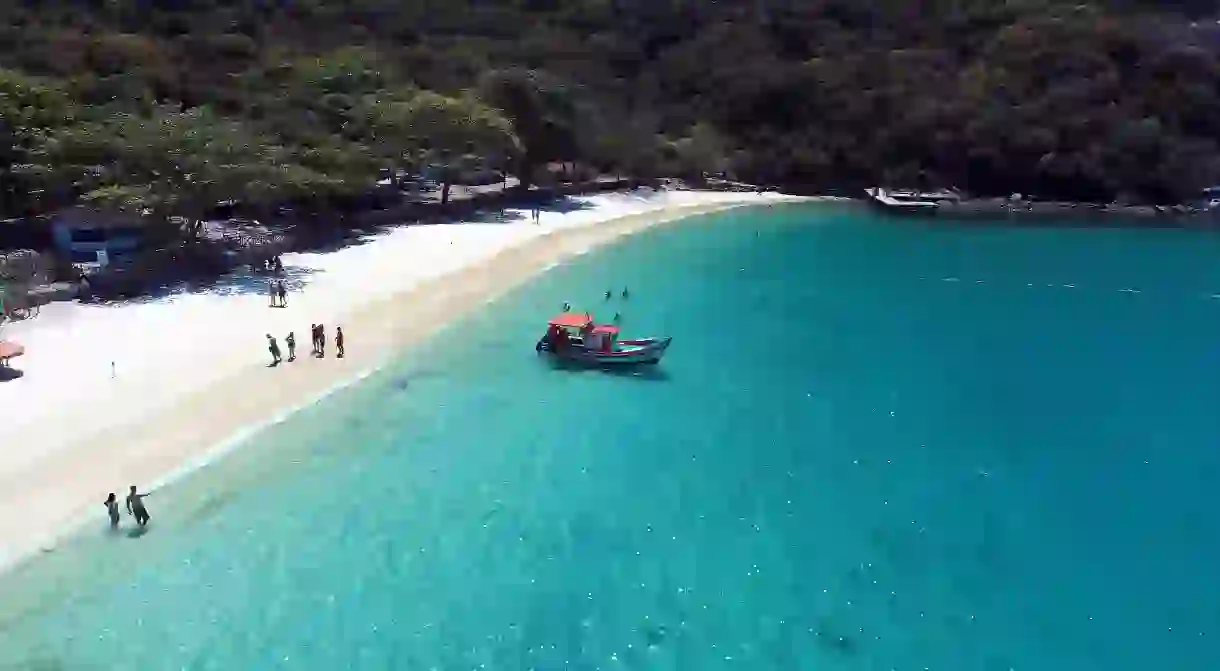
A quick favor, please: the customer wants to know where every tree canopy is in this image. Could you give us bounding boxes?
[0,0,1215,217]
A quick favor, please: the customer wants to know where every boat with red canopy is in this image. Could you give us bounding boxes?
[536,312,671,365]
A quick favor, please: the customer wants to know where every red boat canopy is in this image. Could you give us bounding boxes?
[549,313,593,329]
[0,340,24,361]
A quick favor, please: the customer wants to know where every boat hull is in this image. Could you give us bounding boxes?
[864,187,941,216]
[536,336,672,365]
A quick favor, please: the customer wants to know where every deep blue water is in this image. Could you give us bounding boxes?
[2,203,1219,669]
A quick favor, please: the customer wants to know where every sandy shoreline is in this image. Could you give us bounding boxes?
[0,190,815,574]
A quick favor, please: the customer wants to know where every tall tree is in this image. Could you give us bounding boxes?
[45,106,344,241]
[373,90,520,204]
[0,69,77,215]
[477,68,579,188]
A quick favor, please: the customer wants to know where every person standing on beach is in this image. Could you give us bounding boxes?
[104,493,121,529]
[310,324,319,355]
[286,332,296,362]
[126,486,151,527]
[277,280,288,308]
[268,280,277,307]
[317,324,327,358]
[336,327,345,358]
[267,334,282,365]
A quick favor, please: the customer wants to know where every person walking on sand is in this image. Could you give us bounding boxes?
[267,334,282,365]
[286,331,296,362]
[126,485,151,527]
[277,280,288,307]
[104,493,121,529]
[336,327,345,358]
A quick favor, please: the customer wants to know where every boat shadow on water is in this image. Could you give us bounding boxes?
[544,359,671,382]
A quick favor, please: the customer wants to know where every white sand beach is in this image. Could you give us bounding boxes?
[0,189,815,573]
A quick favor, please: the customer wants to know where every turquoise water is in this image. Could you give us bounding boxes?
[2,203,1219,669]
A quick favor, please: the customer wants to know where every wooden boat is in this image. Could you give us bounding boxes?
[536,312,672,365]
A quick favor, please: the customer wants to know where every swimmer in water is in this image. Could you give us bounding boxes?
[104,493,120,529]
[562,302,571,312]
[605,290,612,301]
[622,287,629,299]
[126,485,151,527]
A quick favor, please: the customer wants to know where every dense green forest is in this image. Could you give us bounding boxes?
[2,0,1220,226]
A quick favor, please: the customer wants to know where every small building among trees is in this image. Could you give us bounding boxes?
[50,207,149,268]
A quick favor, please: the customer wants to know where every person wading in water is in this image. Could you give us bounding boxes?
[126,486,151,527]
[104,493,120,529]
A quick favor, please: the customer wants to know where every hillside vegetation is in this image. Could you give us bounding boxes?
[1,0,1219,227]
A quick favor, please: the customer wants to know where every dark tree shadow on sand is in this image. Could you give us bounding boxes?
[88,265,322,307]
[194,265,320,298]
[285,195,595,249]
[431,196,598,226]
[81,194,603,306]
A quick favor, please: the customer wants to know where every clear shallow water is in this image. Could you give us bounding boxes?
[2,204,1219,669]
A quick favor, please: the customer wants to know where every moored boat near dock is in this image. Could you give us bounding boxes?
[865,187,961,215]
[536,312,672,366]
